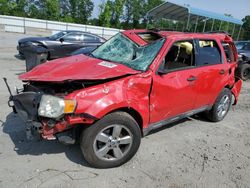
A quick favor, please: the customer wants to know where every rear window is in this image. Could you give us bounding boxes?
[197,40,222,66]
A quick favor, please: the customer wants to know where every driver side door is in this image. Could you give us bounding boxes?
[149,39,200,124]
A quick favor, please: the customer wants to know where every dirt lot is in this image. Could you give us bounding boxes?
[0,31,249,188]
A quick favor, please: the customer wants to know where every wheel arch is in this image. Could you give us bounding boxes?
[104,107,144,136]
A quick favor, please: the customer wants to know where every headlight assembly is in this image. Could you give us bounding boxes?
[38,95,76,118]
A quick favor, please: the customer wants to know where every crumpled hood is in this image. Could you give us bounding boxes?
[19,54,140,82]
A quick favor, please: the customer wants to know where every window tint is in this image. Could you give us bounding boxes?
[163,40,195,71]
[197,40,221,66]
[63,33,83,42]
[83,34,100,42]
[222,42,235,62]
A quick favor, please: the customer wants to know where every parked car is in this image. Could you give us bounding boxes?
[6,30,242,168]
[16,30,106,71]
[235,41,250,50]
[235,41,250,80]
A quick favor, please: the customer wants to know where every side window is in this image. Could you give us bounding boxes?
[197,40,221,66]
[222,42,236,62]
[163,40,195,71]
[83,34,98,42]
[63,33,83,42]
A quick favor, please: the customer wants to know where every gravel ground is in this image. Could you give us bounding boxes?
[0,32,249,188]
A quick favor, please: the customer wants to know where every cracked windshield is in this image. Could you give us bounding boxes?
[92,33,165,71]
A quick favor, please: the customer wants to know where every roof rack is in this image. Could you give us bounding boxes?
[203,31,231,36]
[148,28,176,32]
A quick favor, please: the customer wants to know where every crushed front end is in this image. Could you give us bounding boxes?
[5,79,96,143]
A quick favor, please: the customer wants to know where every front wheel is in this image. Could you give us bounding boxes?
[206,88,232,122]
[80,112,141,168]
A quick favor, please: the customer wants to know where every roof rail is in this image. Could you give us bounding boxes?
[148,28,176,32]
[204,31,231,36]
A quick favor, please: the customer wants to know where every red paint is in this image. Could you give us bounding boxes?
[19,54,139,82]
[19,30,242,139]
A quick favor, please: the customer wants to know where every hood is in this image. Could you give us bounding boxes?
[19,54,140,82]
[18,37,51,43]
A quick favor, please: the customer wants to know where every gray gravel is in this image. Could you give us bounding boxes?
[0,32,250,188]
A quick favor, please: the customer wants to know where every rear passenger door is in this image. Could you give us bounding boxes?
[193,39,230,108]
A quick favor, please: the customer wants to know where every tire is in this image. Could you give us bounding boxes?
[80,111,141,168]
[237,63,250,81]
[206,88,232,122]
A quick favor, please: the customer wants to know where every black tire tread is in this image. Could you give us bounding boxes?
[206,88,232,122]
[80,111,141,168]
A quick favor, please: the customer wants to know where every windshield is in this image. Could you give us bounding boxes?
[49,31,67,40]
[92,33,165,71]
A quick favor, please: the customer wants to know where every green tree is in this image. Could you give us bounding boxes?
[44,0,60,20]
[123,0,164,29]
[242,15,250,40]
[27,4,40,18]
[69,0,94,24]
[0,0,10,15]
[98,0,112,27]
[111,0,125,28]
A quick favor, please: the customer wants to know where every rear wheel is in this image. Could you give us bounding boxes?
[206,88,232,122]
[80,112,141,168]
[237,63,250,81]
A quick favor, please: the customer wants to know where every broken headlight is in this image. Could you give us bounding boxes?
[38,95,76,118]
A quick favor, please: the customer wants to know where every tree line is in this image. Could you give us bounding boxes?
[0,0,249,40]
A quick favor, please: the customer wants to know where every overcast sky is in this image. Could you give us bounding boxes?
[92,0,250,20]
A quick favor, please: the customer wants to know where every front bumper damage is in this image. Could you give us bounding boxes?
[4,77,96,142]
[8,91,94,142]
[9,92,43,140]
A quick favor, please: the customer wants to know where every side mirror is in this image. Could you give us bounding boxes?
[59,38,64,43]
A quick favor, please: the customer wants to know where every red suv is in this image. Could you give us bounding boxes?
[7,30,242,168]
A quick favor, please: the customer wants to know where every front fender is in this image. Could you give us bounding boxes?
[66,75,152,128]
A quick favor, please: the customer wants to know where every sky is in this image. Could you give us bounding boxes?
[92,0,250,20]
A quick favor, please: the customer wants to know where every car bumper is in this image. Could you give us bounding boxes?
[9,91,96,141]
[9,92,43,139]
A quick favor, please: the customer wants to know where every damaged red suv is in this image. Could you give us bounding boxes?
[6,30,242,168]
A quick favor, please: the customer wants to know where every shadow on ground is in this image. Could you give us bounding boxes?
[2,112,90,167]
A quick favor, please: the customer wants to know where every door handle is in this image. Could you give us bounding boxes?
[187,76,197,81]
[219,69,225,74]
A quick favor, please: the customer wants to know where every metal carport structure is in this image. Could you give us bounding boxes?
[147,1,243,40]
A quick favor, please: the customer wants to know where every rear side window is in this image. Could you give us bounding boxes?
[197,40,222,66]
[83,34,99,42]
[222,42,236,62]
[63,33,83,42]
